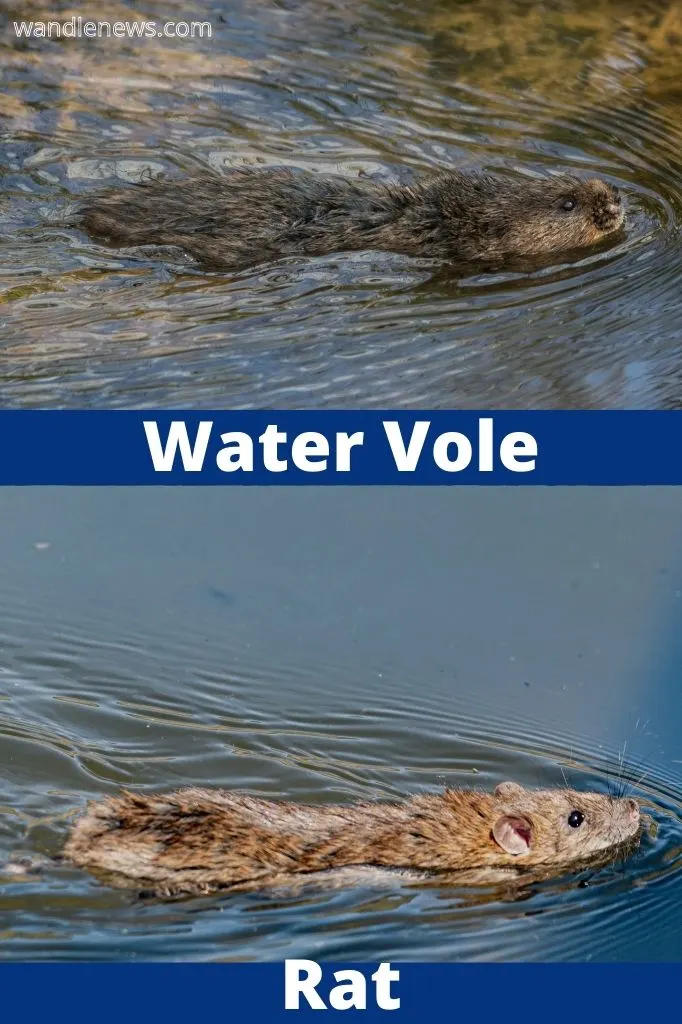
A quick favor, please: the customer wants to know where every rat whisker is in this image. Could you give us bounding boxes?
[559,762,569,790]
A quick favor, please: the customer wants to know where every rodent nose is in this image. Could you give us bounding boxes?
[625,798,639,822]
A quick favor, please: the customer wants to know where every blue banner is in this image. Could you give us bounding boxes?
[0,962,671,1020]
[0,409,679,484]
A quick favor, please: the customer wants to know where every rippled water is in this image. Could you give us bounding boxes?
[0,487,681,960]
[1,0,681,407]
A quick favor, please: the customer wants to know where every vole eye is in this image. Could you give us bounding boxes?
[560,198,576,212]
[568,810,585,828]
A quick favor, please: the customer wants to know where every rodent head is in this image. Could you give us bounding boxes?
[443,173,624,261]
[489,781,640,865]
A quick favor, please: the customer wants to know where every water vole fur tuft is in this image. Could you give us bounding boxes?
[79,166,624,272]
[62,782,641,897]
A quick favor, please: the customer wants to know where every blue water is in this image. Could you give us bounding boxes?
[0,487,680,959]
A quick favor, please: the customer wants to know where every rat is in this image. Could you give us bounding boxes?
[58,781,641,897]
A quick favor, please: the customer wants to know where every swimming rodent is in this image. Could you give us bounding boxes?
[78,167,624,272]
[60,782,641,897]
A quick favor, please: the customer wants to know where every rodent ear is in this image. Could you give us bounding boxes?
[492,815,533,855]
[494,781,525,799]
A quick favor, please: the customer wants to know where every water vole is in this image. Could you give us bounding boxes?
[62,782,640,896]
[79,167,624,272]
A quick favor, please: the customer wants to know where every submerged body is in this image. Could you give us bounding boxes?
[79,166,624,272]
[63,781,641,896]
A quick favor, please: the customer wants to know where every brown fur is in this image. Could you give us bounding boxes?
[62,782,640,897]
[78,167,624,271]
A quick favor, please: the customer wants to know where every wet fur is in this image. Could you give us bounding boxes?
[63,783,640,897]
[79,167,624,271]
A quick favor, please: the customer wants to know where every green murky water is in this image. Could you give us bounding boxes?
[0,0,680,407]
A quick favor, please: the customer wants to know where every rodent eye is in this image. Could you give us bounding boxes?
[560,198,576,212]
[568,810,585,828]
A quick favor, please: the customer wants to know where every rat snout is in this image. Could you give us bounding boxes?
[625,798,640,824]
